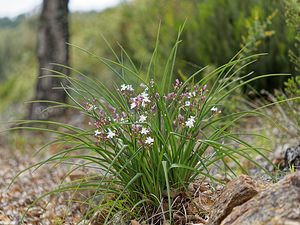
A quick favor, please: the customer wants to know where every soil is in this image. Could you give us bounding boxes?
[0,146,86,225]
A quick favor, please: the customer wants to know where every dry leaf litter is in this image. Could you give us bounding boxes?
[0,147,91,225]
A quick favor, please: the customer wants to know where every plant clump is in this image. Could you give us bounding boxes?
[8,27,282,224]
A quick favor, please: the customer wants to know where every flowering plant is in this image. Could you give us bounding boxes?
[82,78,222,203]
[87,80,217,154]
[9,29,279,224]
[54,50,275,223]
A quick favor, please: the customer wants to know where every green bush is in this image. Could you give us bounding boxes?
[70,0,294,90]
[118,0,293,90]
[266,0,300,137]
[284,0,300,71]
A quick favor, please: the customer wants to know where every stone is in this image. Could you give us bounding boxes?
[131,220,140,225]
[221,171,300,225]
[208,175,269,225]
[284,143,300,171]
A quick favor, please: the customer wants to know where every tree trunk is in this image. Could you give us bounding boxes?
[28,0,69,120]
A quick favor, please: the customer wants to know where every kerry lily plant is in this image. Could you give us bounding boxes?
[7,26,283,224]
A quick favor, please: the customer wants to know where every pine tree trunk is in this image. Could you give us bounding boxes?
[28,0,69,120]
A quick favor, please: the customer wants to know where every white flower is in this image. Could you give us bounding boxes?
[121,84,127,91]
[139,115,147,123]
[185,101,191,107]
[131,102,137,109]
[186,120,194,128]
[141,92,148,98]
[141,127,149,135]
[145,137,154,145]
[187,92,196,99]
[140,92,150,107]
[186,116,196,128]
[211,106,218,113]
[141,96,151,107]
[144,96,150,102]
[107,129,116,139]
[121,84,134,91]
[189,116,195,122]
[94,129,101,136]
[127,85,134,91]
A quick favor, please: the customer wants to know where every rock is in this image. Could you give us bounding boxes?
[0,215,12,223]
[208,175,269,225]
[131,220,140,225]
[284,143,300,171]
[28,207,43,217]
[69,171,86,181]
[221,171,300,225]
[107,211,126,225]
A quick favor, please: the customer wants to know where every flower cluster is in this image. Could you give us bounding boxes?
[83,100,97,112]
[167,80,217,129]
[84,79,220,147]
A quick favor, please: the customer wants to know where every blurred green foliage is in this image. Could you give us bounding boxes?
[0,15,26,28]
[278,0,300,136]
[66,0,296,90]
[0,16,38,120]
[0,0,297,119]
[284,0,300,71]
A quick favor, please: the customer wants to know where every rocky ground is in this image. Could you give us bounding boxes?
[0,140,299,225]
[0,147,87,225]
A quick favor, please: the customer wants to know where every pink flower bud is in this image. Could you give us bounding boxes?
[178,114,184,120]
[137,140,142,146]
[168,92,175,99]
[151,106,155,113]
